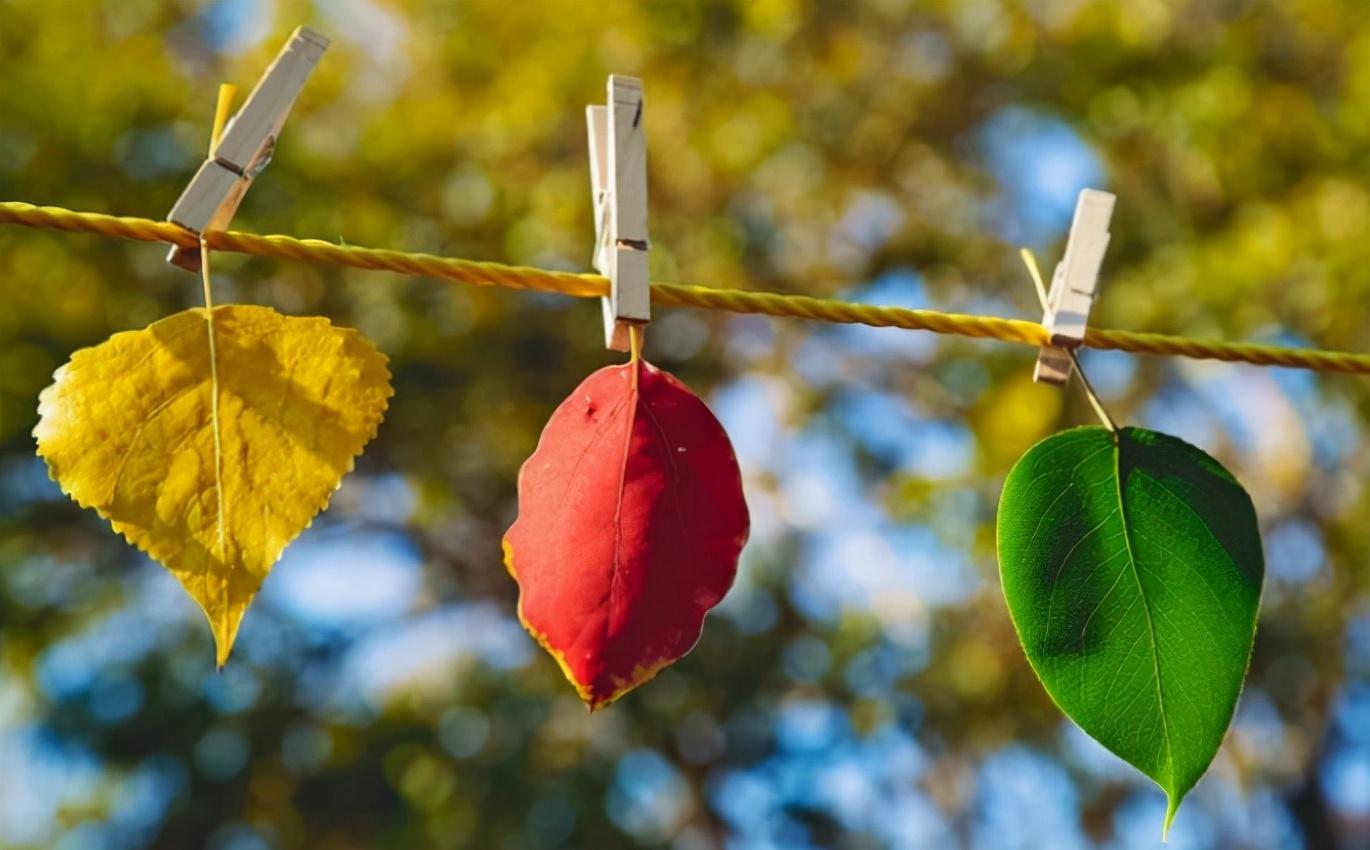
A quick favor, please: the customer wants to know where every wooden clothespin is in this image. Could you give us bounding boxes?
[1033,189,1116,385]
[166,27,329,272]
[586,75,649,351]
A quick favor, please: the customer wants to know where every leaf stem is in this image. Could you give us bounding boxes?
[201,83,236,311]
[628,324,643,365]
[1019,248,1118,433]
[210,83,237,155]
[1067,349,1118,433]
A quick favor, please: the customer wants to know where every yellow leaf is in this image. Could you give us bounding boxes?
[34,305,392,665]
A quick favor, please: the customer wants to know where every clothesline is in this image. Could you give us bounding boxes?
[3,199,1369,376]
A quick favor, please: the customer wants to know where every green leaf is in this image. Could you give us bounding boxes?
[997,426,1263,836]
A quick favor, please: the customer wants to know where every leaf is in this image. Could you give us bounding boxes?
[504,359,749,710]
[34,305,392,665]
[997,426,1263,835]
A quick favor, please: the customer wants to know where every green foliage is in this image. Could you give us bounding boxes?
[998,426,1263,832]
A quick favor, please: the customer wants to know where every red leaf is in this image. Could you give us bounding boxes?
[504,359,749,709]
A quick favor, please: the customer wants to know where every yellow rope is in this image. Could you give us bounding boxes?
[3,200,1369,376]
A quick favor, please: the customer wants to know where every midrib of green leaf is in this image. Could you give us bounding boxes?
[1112,438,1178,835]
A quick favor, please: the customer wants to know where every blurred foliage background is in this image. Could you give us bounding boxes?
[2,0,1370,848]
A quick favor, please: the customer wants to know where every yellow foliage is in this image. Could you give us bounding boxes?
[34,306,392,665]
[971,373,1062,470]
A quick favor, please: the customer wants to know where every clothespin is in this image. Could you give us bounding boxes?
[1033,189,1116,385]
[166,27,329,272]
[586,75,649,351]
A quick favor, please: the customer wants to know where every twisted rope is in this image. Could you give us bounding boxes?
[3,200,1368,375]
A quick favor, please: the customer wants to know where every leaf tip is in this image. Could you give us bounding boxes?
[212,627,237,669]
[1161,793,1180,842]
[206,601,246,669]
